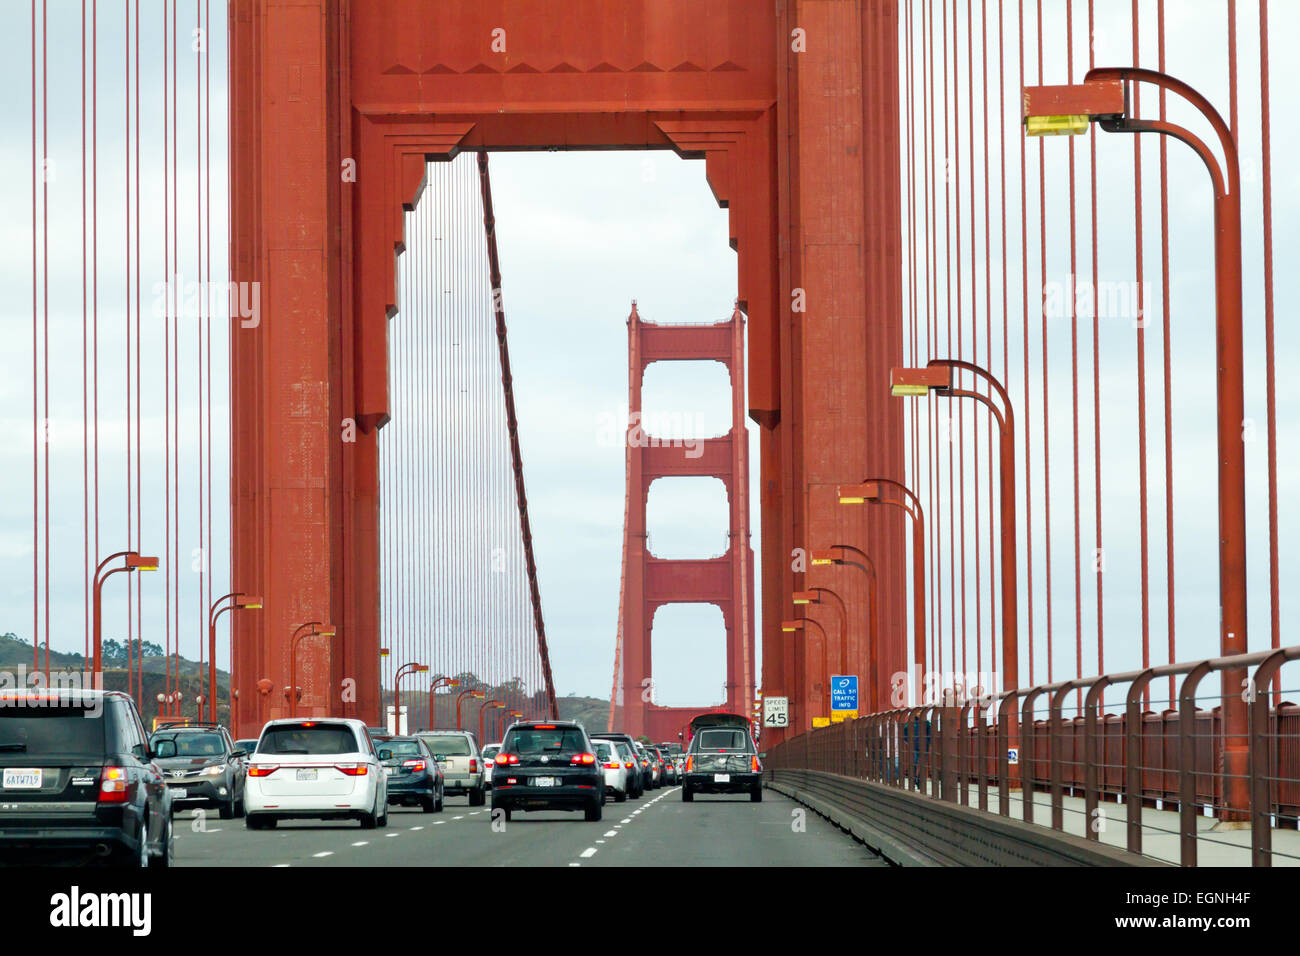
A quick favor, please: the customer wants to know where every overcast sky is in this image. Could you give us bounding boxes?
[0,0,1295,712]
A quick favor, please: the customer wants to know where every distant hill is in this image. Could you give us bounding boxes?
[556,695,610,733]
[0,632,613,733]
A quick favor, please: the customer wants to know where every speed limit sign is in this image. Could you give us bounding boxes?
[763,696,789,728]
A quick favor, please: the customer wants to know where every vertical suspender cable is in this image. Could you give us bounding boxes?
[1258,0,1280,696]
[1130,0,1152,703]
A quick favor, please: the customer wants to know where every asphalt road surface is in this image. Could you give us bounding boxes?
[173,786,887,867]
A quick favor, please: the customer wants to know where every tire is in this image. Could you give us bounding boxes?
[218,798,235,820]
[435,787,445,812]
[136,820,150,868]
[469,785,486,807]
[614,788,627,803]
[750,786,763,803]
[377,801,389,828]
[584,799,603,822]
[149,816,173,868]
[682,786,694,802]
[359,803,378,829]
[234,797,246,818]
[421,794,436,813]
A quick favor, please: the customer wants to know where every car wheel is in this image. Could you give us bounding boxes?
[136,820,151,868]
[421,795,436,813]
[219,797,235,820]
[614,787,627,803]
[584,799,603,822]
[234,796,246,818]
[435,787,445,812]
[469,785,486,807]
[149,816,173,868]
[751,786,763,803]
[682,786,694,802]
[377,800,389,828]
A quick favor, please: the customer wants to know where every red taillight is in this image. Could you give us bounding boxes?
[402,759,426,773]
[570,752,596,765]
[469,759,478,772]
[335,764,368,776]
[248,764,279,778]
[751,756,761,772]
[603,762,619,769]
[495,754,519,766]
[624,761,634,769]
[534,724,556,730]
[98,766,129,804]
[685,756,694,772]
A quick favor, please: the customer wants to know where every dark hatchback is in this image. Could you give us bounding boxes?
[682,714,763,802]
[0,689,173,866]
[491,721,604,822]
[373,735,444,813]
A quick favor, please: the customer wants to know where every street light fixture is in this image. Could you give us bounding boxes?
[781,617,829,726]
[392,662,429,734]
[455,688,486,730]
[91,550,159,692]
[891,359,1018,774]
[207,592,263,723]
[289,622,337,718]
[836,477,927,708]
[810,547,881,711]
[426,677,460,732]
[479,699,505,743]
[1024,67,1249,821]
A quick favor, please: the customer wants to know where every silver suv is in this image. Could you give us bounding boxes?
[416,730,486,806]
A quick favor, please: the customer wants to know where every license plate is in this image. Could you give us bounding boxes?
[533,777,557,787]
[173,788,188,799]
[714,773,730,783]
[296,768,318,782]
[2,768,41,789]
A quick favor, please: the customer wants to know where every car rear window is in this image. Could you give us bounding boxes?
[697,729,750,751]
[259,723,360,755]
[593,742,614,761]
[420,735,471,756]
[507,727,587,756]
[0,705,106,757]
[378,740,422,756]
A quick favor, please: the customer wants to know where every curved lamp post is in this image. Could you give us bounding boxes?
[207,592,262,722]
[837,478,927,707]
[890,359,1017,778]
[811,547,880,711]
[781,617,829,727]
[1024,68,1248,819]
[456,689,486,730]
[392,662,429,734]
[426,677,460,732]
[92,551,158,692]
[289,621,337,718]
[479,699,505,742]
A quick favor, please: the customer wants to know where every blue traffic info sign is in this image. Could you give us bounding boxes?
[830,675,859,713]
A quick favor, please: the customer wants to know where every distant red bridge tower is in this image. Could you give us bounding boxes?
[610,304,756,742]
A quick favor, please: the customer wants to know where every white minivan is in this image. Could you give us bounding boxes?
[244,718,388,829]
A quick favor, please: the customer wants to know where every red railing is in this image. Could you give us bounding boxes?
[766,647,1300,867]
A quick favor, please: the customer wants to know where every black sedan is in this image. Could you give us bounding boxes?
[490,721,605,822]
[374,735,444,813]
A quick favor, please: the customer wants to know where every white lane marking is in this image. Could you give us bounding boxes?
[620,818,631,824]
[386,832,399,838]
[352,841,369,847]
[313,851,333,858]
[271,863,290,868]
[410,826,424,831]
[580,847,598,858]
[433,820,446,825]
[453,815,465,820]
[603,830,617,837]
[595,840,606,844]
[568,862,580,867]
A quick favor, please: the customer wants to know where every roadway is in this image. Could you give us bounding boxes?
[174,786,887,867]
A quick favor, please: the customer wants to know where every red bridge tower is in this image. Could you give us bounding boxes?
[610,304,755,742]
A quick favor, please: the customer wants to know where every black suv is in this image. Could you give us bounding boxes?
[682,715,763,802]
[0,689,174,866]
[149,723,248,819]
[491,720,604,822]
